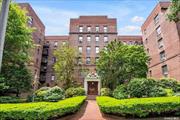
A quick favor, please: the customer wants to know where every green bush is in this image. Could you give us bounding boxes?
[96,96,180,118]
[127,78,170,98]
[0,96,25,103]
[100,88,111,96]
[164,89,174,96]
[148,86,167,97]
[0,96,86,120]
[65,87,85,98]
[158,78,180,92]
[35,86,64,102]
[112,85,128,99]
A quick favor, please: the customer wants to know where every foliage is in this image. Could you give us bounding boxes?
[0,3,33,96]
[35,86,65,102]
[53,44,78,88]
[96,41,148,89]
[127,78,158,98]
[65,87,85,98]
[0,96,25,103]
[0,96,86,120]
[167,0,180,22]
[97,96,180,118]
[100,88,111,96]
[164,89,174,97]
[0,76,9,94]
[148,86,167,97]
[158,78,180,92]
[112,85,128,99]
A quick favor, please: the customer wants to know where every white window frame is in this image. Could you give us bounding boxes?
[104,36,108,43]
[96,26,99,32]
[103,26,108,32]
[87,36,91,42]
[79,26,83,32]
[87,26,91,32]
[95,46,100,54]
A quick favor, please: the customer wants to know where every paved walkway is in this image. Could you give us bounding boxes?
[60,100,179,120]
[60,100,124,120]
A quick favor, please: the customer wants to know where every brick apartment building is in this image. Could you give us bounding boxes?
[18,1,179,95]
[141,2,180,81]
[19,3,45,84]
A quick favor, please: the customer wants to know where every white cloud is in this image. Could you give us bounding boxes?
[119,25,141,35]
[131,16,144,23]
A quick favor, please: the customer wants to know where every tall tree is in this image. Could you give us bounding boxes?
[167,0,180,22]
[0,3,34,96]
[96,40,149,89]
[53,44,78,89]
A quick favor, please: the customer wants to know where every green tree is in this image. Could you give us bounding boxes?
[97,40,149,89]
[167,0,180,22]
[54,44,78,89]
[0,3,34,96]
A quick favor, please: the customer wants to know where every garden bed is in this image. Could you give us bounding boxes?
[0,96,86,120]
[96,96,180,118]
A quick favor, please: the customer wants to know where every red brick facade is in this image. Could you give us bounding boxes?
[142,2,180,81]
[19,3,45,83]
[18,1,180,85]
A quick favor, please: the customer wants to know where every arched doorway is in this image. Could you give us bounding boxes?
[84,72,101,95]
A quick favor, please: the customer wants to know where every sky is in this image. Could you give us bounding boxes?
[15,0,164,36]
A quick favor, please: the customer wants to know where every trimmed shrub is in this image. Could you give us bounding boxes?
[158,78,180,92]
[112,85,128,99]
[0,96,25,103]
[96,96,180,118]
[100,88,111,96]
[127,78,157,98]
[65,87,85,98]
[148,86,167,97]
[0,96,86,120]
[164,89,174,96]
[35,86,64,102]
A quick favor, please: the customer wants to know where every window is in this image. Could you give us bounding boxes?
[87,36,91,42]
[95,46,100,54]
[154,14,159,25]
[156,26,161,36]
[28,16,33,25]
[52,57,56,63]
[62,41,66,45]
[86,46,91,55]
[104,36,108,43]
[79,26,83,32]
[144,29,147,35]
[78,36,83,43]
[51,75,55,81]
[77,57,82,64]
[95,57,99,63]
[158,38,163,48]
[95,36,99,43]
[160,51,166,61]
[149,70,152,77]
[54,41,58,47]
[86,57,91,64]
[96,26,99,32]
[38,39,41,44]
[147,48,149,53]
[145,38,148,44]
[78,46,82,54]
[37,48,40,55]
[103,26,108,32]
[162,65,168,77]
[87,26,91,32]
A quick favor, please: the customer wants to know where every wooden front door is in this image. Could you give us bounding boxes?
[88,81,98,95]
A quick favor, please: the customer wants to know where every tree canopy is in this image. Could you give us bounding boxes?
[96,40,149,89]
[53,44,78,89]
[167,0,180,22]
[0,3,34,96]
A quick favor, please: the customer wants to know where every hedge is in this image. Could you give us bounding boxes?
[96,96,180,117]
[0,96,86,120]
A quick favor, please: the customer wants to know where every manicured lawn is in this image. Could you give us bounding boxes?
[0,96,86,120]
[96,96,180,117]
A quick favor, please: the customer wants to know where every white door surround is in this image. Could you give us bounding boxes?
[84,72,101,95]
